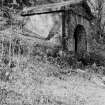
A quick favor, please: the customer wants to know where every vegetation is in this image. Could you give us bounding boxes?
[0,0,105,81]
[88,0,105,43]
[0,1,105,105]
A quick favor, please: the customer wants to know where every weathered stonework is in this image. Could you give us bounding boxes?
[21,0,95,54]
[61,11,90,54]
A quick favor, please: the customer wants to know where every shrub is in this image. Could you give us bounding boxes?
[31,44,45,57]
[89,52,105,66]
[76,52,105,67]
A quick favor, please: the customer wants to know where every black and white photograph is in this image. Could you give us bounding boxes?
[0,0,105,105]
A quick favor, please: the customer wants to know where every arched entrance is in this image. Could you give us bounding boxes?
[74,25,87,54]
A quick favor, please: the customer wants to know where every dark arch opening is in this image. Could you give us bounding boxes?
[74,24,87,54]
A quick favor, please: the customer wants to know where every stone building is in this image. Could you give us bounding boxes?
[21,0,95,55]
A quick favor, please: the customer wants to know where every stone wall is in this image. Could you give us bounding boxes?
[65,11,93,53]
[22,10,93,54]
[23,13,62,39]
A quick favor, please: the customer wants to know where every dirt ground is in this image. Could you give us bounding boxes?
[0,60,105,105]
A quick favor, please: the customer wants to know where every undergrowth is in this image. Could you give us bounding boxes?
[0,37,105,82]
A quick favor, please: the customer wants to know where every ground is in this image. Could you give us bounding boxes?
[0,58,105,105]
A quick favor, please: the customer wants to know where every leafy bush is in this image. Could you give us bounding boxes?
[30,44,47,57]
[77,52,105,67]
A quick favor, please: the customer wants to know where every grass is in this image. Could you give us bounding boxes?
[0,37,105,105]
